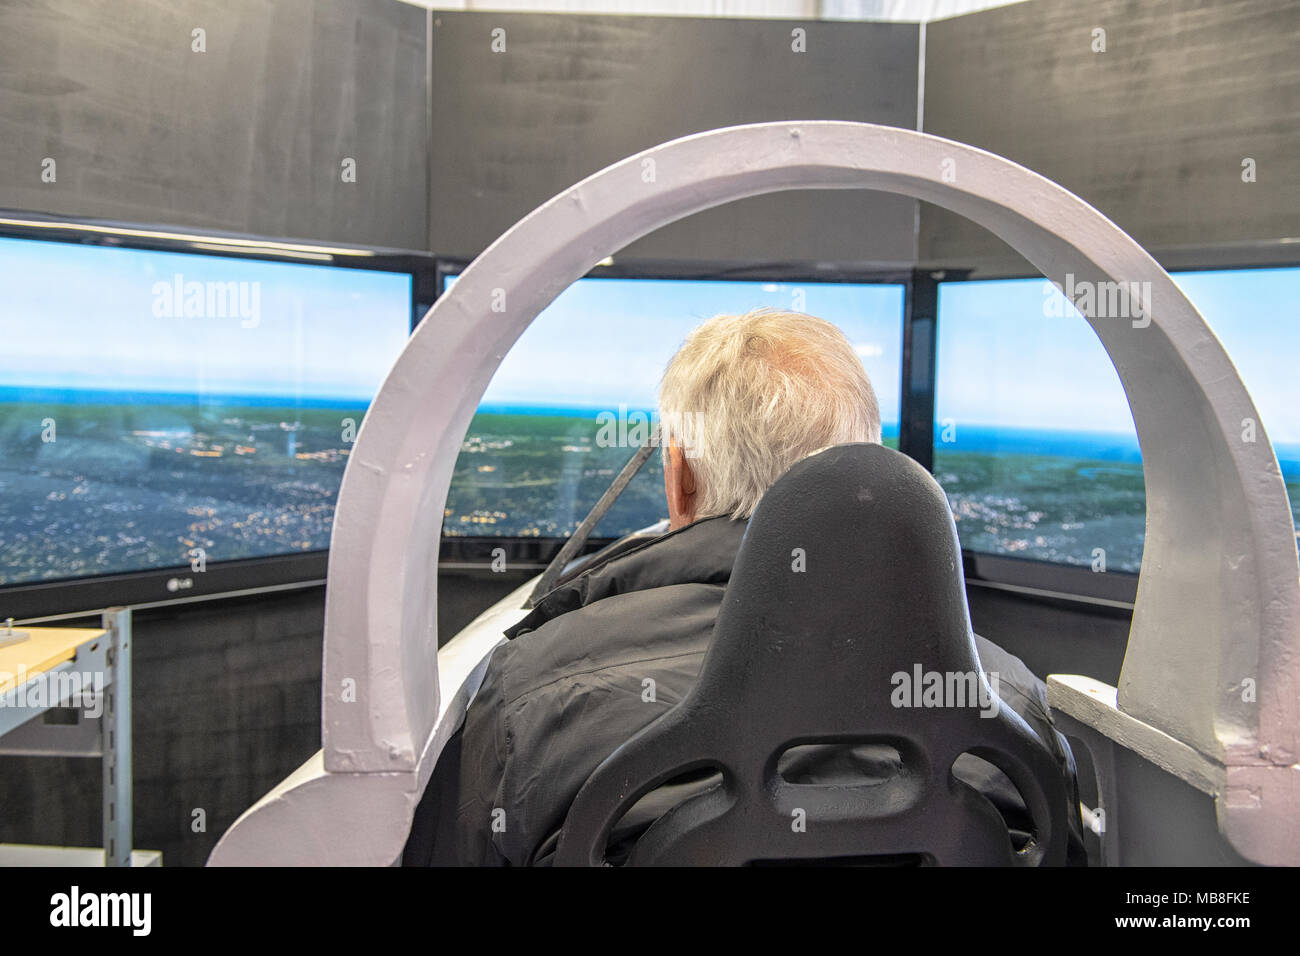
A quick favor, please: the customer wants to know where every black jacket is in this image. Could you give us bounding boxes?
[405,515,1086,865]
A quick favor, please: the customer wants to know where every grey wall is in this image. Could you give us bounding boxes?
[429,12,921,267]
[0,0,428,249]
[920,0,1300,273]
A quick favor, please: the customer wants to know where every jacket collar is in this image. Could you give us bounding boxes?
[505,515,749,639]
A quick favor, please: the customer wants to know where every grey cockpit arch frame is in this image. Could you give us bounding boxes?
[209,121,1299,866]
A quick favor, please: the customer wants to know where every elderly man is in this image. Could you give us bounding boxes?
[406,308,1084,866]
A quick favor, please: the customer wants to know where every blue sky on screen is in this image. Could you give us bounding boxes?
[475,277,905,425]
[0,237,411,401]
[935,268,1300,444]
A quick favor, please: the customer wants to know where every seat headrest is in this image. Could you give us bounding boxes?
[695,442,983,720]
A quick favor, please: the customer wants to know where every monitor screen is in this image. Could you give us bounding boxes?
[443,276,905,540]
[0,236,413,587]
[934,267,1300,574]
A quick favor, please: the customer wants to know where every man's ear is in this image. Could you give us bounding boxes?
[664,440,698,529]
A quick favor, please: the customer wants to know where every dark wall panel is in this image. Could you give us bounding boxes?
[967,587,1130,688]
[0,589,324,867]
[430,12,920,267]
[0,571,531,867]
[0,0,428,248]
[920,0,1300,271]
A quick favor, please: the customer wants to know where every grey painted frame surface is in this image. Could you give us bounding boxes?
[214,121,1298,865]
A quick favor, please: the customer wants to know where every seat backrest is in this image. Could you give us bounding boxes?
[555,442,1069,865]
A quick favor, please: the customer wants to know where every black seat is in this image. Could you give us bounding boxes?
[554,442,1069,866]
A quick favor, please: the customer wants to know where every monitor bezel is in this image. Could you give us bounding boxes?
[0,211,438,621]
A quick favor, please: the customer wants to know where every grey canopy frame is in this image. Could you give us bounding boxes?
[209,121,1299,867]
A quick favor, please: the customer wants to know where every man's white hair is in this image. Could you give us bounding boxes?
[658,308,882,521]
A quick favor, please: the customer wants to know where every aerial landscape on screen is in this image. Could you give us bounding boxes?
[0,238,411,585]
[1,257,1296,587]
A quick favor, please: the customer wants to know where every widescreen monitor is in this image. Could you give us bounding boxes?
[934,267,1300,577]
[0,228,421,617]
[441,274,906,546]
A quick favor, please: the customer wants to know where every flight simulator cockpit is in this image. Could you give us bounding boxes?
[194,120,1298,870]
[0,2,1295,929]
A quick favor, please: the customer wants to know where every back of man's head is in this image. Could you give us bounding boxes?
[658,308,882,521]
